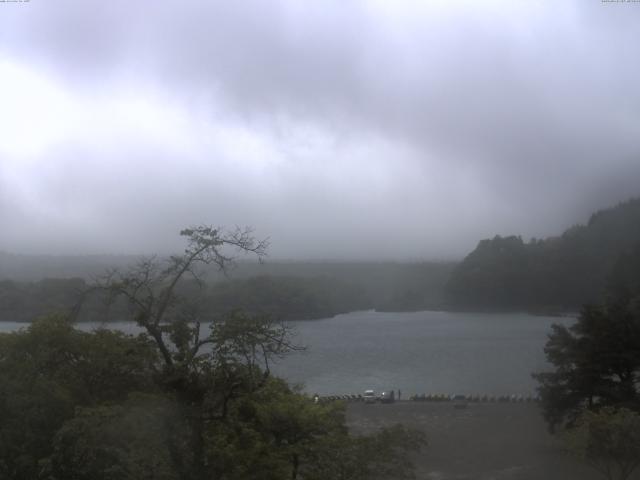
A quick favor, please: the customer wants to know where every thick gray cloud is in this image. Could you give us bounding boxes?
[0,0,639,259]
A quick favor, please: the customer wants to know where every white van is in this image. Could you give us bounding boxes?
[363,390,376,403]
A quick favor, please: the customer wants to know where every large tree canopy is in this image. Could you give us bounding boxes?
[533,243,640,431]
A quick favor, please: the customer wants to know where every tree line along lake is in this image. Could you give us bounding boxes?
[0,310,573,397]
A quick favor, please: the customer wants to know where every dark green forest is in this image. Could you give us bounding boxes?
[446,198,640,312]
[0,263,454,323]
[530,242,640,480]
[533,241,640,429]
[0,276,367,323]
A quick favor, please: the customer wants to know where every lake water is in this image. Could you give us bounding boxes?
[0,310,572,397]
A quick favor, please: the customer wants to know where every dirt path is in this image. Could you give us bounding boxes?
[347,401,635,480]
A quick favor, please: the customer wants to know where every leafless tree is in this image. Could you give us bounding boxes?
[76,226,275,365]
[73,226,304,480]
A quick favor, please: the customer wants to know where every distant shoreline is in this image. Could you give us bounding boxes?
[0,307,579,325]
[367,305,579,318]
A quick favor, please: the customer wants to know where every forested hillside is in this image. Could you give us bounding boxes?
[0,253,137,281]
[0,276,366,322]
[446,198,640,311]
[0,262,454,322]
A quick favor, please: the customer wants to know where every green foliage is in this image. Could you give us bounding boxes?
[606,243,640,309]
[47,397,178,480]
[203,378,343,479]
[0,315,158,480]
[533,305,640,430]
[533,243,640,431]
[205,378,425,480]
[446,198,640,310]
[300,423,425,480]
[0,227,426,480]
[563,407,640,480]
[0,315,424,480]
[0,278,89,322]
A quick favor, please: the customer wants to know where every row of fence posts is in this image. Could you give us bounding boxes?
[313,393,540,403]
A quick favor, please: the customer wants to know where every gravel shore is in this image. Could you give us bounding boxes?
[347,401,632,480]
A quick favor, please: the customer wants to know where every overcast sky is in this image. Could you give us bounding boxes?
[1,1,639,260]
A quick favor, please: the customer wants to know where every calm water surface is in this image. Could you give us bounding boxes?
[277,310,573,396]
[1,310,572,396]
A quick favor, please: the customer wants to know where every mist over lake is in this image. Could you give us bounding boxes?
[2,2,639,478]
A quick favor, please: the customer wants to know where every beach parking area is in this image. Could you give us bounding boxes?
[347,401,632,480]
